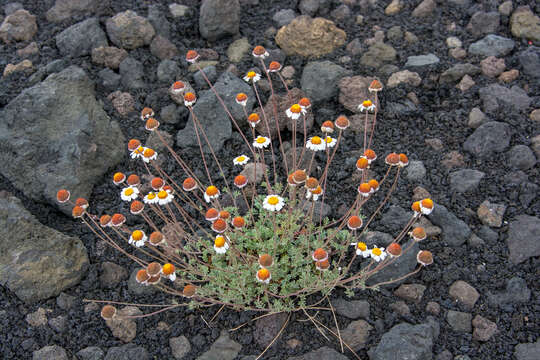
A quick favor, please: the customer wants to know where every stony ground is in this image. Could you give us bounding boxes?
[0,0,539,359]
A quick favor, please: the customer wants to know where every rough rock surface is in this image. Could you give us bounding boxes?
[0,66,124,211]
[510,6,540,44]
[196,330,241,360]
[55,17,108,57]
[0,9,37,43]
[301,60,351,103]
[463,121,511,157]
[46,0,100,23]
[199,0,239,41]
[506,215,540,264]
[106,10,155,49]
[0,192,88,303]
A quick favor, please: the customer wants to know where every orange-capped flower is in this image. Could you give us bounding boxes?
[113,172,126,185]
[140,107,154,121]
[256,268,271,283]
[399,153,409,167]
[358,99,376,112]
[236,93,248,106]
[214,234,229,253]
[130,200,144,215]
[129,229,147,247]
[268,61,282,72]
[205,208,219,221]
[315,259,330,271]
[305,177,319,191]
[252,45,269,58]
[368,179,379,192]
[182,177,197,192]
[286,103,305,120]
[75,198,88,209]
[161,263,176,281]
[127,174,140,186]
[411,201,421,214]
[312,248,328,262]
[259,254,273,267]
[136,269,150,284]
[184,92,196,107]
[127,139,141,152]
[147,275,161,285]
[72,205,84,218]
[110,213,126,227]
[149,231,165,246]
[142,148,157,163]
[411,227,427,241]
[356,157,369,171]
[150,177,164,191]
[287,173,297,187]
[100,305,116,320]
[298,97,311,110]
[232,216,245,229]
[364,149,377,163]
[147,262,161,277]
[335,115,350,130]
[219,210,230,220]
[358,183,371,197]
[247,113,260,128]
[57,189,70,203]
[420,198,434,215]
[212,218,227,233]
[386,243,402,257]
[186,50,199,63]
[99,214,111,227]
[234,174,248,189]
[145,118,159,131]
[385,152,400,166]
[204,185,220,203]
[417,250,433,266]
[321,120,334,133]
[292,169,307,184]
[172,81,185,94]
[347,215,363,230]
[369,79,383,92]
[243,70,261,83]
[183,284,196,298]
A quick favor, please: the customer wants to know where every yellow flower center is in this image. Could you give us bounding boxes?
[206,185,218,196]
[162,263,175,275]
[363,100,373,107]
[147,192,156,199]
[256,137,266,144]
[132,230,143,241]
[357,242,367,251]
[290,104,301,113]
[311,136,322,144]
[143,148,155,157]
[247,71,256,78]
[157,190,168,199]
[135,146,144,154]
[372,248,382,256]
[267,196,279,205]
[215,236,225,247]
[236,156,245,162]
[124,188,134,196]
[325,136,333,143]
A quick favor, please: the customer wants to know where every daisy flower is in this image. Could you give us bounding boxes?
[306,136,326,151]
[324,136,337,148]
[233,155,250,166]
[256,268,271,284]
[157,190,174,205]
[370,247,387,262]
[247,113,260,127]
[252,45,269,58]
[286,103,305,120]
[369,79,383,93]
[184,92,196,107]
[130,145,145,159]
[186,50,200,63]
[142,148,157,163]
[358,99,376,112]
[420,198,434,215]
[354,242,370,257]
[161,263,176,282]
[263,194,285,211]
[144,192,158,204]
[129,230,147,247]
[214,235,229,254]
[236,93,248,106]
[204,185,220,203]
[120,186,139,201]
[253,135,270,149]
[243,71,261,83]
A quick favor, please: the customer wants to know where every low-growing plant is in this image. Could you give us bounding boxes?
[59,46,435,353]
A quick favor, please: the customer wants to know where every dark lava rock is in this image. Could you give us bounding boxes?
[148,4,170,38]
[273,9,296,27]
[0,193,88,304]
[119,57,145,89]
[128,268,157,296]
[360,42,397,68]
[199,0,239,41]
[177,71,254,152]
[299,0,320,17]
[98,68,121,90]
[55,17,107,57]
[439,63,480,84]
[380,205,411,233]
[170,336,191,360]
[406,160,426,181]
[519,46,540,78]
[253,312,288,348]
[394,283,426,303]
[157,59,180,82]
[0,66,124,210]
[428,204,471,247]
[289,346,349,360]
[99,261,128,288]
[46,0,100,23]
[469,34,515,57]
[368,317,439,360]
[32,345,69,360]
[472,315,497,341]
[446,310,472,332]
[405,54,440,67]
[479,85,531,114]
[332,298,370,319]
[463,121,511,157]
[48,315,68,333]
[197,330,241,360]
[507,145,536,170]
[0,9,37,43]
[4,3,24,16]
[76,346,105,360]
[514,340,540,360]
[105,344,149,360]
[91,46,128,70]
[340,319,373,351]
[301,60,351,103]
[106,10,155,50]
[193,65,218,89]
[449,280,479,309]
[150,35,178,60]
[56,292,77,310]
[507,215,540,264]
[448,169,485,193]
[467,11,500,38]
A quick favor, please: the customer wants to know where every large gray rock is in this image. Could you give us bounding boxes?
[0,193,88,303]
[46,0,101,23]
[0,9,37,43]
[176,71,254,152]
[428,204,471,247]
[368,318,439,360]
[439,63,480,84]
[0,66,124,211]
[514,339,540,360]
[463,121,511,157]
[448,169,485,193]
[56,18,108,57]
[301,60,351,103]
[467,11,500,38]
[510,6,540,44]
[487,277,531,308]
[106,10,155,49]
[507,215,540,264]
[197,330,241,360]
[360,42,397,68]
[469,34,515,57]
[199,0,239,41]
[519,46,540,78]
[33,345,69,360]
[405,53,439,67]
[479,84,531,114]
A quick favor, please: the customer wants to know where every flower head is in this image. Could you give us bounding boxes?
[101,305,116,320]
[205,208,219,221]
[100,215,111,227]
[347,215,363,230]
[120,186,139,201]
[184,92,196,107]
[298,97,311,110]
[385,153,400,166]
[358,183,371,197]
[268,61,282,72]
[142,148,157,163]
[263,194,285,211]
[358,99,376,112]
[186,50,200,63]
[256,268,271,283]
[305,177,319,191]
[368,179,379,193]
[182,177,197,192]
[253,135,270,149]
[417,250,433,266]
[212,219,227,233]
[127,139,141,152]
[232,216,245,229]
[399,153,409,167]
[219,210,230,220]
[75,198,89,209]
[292,169,307,184]
[57,189,70,203]
[144,192,158,204]
[321,120,334,133]
[161,263,176,282]
[411,227,427,241]
[110,213,126,227]
[130,200,144,215]
[306,185,323,201]
[150,177,164,191]
[369,79,383,92]
[136,269,150,284]
[356,157,369,171]
[312,248,328,262]
[236,93,248,106]
[315,259,330,271]
[370,247,387,262]
[335,115,350,130]
[129,230,147,247]
[145,118,159,131]
[233,155,250,166]
[113,172,126,185]
[183,284,196,298]
[306,136,325,151]
[247,113,260,128]
[147,262,162,277]
[149,231,165,246]
[364,149,377,163]
[259,254,273,267]
[214,235,229,253]
[172,81,185,94]
[157,189,174,205]
[252,45,269,58]
[420,198,434,215]
[355,242,370,257]
[126,174,140,187]
[141,107,154,120]
[324,136,337,148]
[72,205,84,218]
[234,174,248,189]
[386,243,402,257]
[204,185,220,203]
[286,104,305,120]
[243,71,261,83]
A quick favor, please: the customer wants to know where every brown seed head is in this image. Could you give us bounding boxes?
[364,149,377,161]
[219,210,230,220]
[385,153,400,166]
[248,113,260,124]
[369,79,383,92]
[130,200,144,214]
[312,248,328,261]
[127,139,141,152]
[298,97,311,108]
[182,177,197,191]
[258,254,273,267]
[186,50,199,62]
[136,269,150,283]
[99,214,111,227]
[126,174,140,186]
[292,169,307,184]
[356,157,369,170]
[151,177,164,191]
[100,305,116,320]
[111,213,126,227]
[149,231,164,245]
[146,262,162,277]
[268,61,282,72]
[305,177,319,190]
[315,259,330,270]
[72,205,84,218]
[172,81,185,91]
[145,118,159,131]
[321,120,334,133]
[387,243,402,257]
[347,215,363,230]
[335,115,350,130]
[252,45,267,56]
[232,216,245,228]
[411,227,427,241]
[75,198,88,208]
[205,208,219,221]
[212,218,227,233]
[234,174,248,188]
[183,284,196,297]
[56,189,70,203]
[417,250,433,266]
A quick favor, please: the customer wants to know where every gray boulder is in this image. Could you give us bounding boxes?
[0,192,88,303]
[463,121,511,157]
[199,0,239,41]
[448,169,485,193]
[301,60,351,103]
[0,66,124,211]
[479,84,531,114]
[55,17,107,57]
[469,34,515,57]
[428,204,471,247]
[106,10,155,49]
[507,215,540,264]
